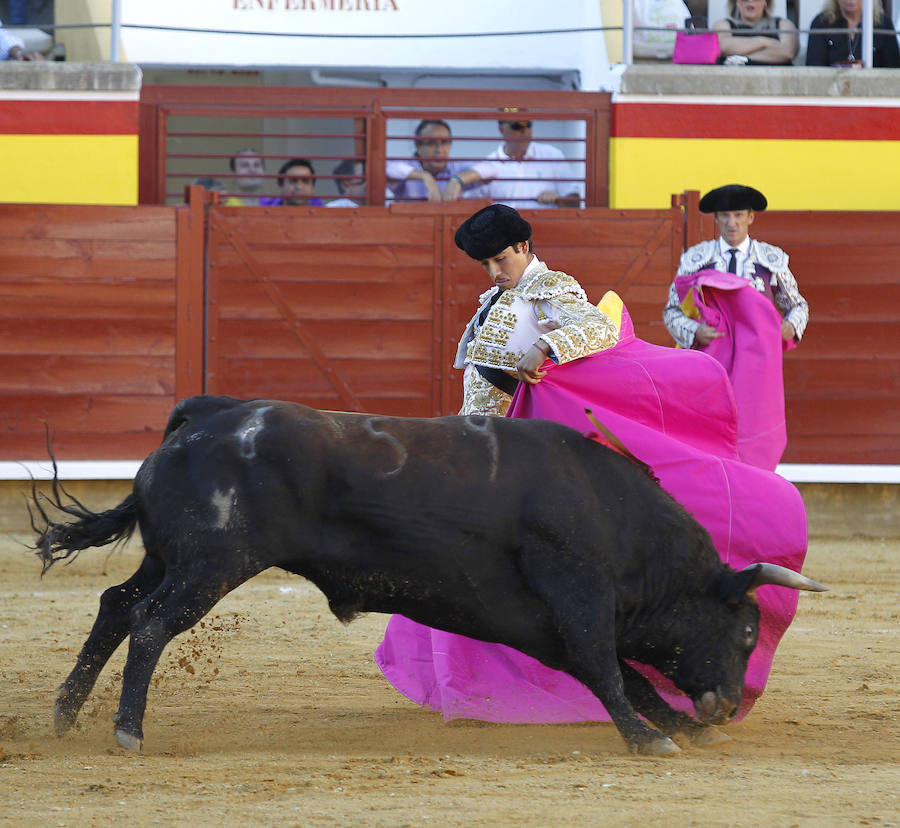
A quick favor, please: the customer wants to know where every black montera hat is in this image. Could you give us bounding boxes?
[699,184,768,213]
[454,204,532,260]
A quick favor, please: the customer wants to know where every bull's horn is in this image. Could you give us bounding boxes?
[743,563,828,592]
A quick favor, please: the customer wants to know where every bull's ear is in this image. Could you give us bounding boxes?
[717,565,763,605]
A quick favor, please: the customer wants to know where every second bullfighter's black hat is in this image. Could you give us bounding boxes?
[699,184,768,213]
[455,204,533,260]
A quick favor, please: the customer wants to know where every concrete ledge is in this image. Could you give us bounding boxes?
[0,61,141,91]
[619,65,900,97]
[797,482,900,538]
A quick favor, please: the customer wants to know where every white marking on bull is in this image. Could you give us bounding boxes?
[364,417,408,478]
[464,416,500,483]
[236,407,271,458]
[210,487,236,530]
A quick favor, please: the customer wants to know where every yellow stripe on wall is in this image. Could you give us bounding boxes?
[0,135,138,206]
[610,137,900,211]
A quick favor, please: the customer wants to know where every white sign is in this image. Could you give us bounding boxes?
[120,0,610,88]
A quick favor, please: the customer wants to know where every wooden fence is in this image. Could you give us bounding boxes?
[204,200,683,418]
[0,192,896,465]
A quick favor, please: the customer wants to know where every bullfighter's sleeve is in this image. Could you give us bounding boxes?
[536,294,619,364]
[663,280,700,349]
[772,268,809,341]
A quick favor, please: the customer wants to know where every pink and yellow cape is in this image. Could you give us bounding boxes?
[375,294,808,724]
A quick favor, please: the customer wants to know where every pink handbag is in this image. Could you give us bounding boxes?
[672,30,721,64]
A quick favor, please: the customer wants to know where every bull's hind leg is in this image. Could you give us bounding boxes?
[618,661,730,747]
[111,564,253,750]
[55,555,165,736]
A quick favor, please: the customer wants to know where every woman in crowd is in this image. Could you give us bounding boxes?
[806,0,900,67]
[712,0,799,64]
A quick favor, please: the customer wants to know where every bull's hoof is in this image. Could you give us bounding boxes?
[634,735,681,756]
[114,729,143,751]
[53,703,78,737]
[690,726,732,747]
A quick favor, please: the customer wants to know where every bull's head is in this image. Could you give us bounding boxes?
[661,563,827,725]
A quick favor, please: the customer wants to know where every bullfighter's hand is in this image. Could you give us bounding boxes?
[516,345,550,384]
[781,320,796,342]
[693,323,724,347]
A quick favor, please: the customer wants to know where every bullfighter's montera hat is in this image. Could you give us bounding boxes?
[454,204,533,261]
[699,184,768,213]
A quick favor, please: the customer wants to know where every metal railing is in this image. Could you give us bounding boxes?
[5,0,891,70]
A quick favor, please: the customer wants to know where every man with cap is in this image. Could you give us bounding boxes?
[453,204,618,416]
[664,184,809,470]
[663,184,808,349]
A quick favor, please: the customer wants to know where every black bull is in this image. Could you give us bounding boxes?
[32,395,825,755]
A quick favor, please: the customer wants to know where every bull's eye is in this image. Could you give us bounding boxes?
[743,624,755,647]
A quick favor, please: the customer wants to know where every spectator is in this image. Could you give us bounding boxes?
[386,119,474,202]
[442,112,581,209]
[663,184,809,468]
[192,177,226,192]
[260,158,324,207]
[0,17,43,60]
[712,0,799,65]
[806,0,900,67]
[633,0,692,60]
[327,158,366,207]
[228,148,266,205]
[191,177,228,202]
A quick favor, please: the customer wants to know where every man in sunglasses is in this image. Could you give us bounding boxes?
[442,113,581,209]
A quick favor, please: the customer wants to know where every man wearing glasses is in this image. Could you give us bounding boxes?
[442,112,581,209]
[386,119,475,203]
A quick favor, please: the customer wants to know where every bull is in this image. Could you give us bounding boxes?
[32,395,825,755]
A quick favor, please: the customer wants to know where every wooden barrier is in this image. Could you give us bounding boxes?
[750,210,900,464]
[204,202,683,417]
[0,194,896,465]
[0,200,203,460]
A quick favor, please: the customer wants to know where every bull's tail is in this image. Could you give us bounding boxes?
[30,465,138,575]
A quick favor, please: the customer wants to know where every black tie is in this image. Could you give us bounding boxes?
[478,288,503,326]
[727,248,738,274]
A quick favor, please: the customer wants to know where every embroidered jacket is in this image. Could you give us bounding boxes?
[663,238,809,349]
[455,259,618,416]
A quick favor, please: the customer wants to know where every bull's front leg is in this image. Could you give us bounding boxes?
[554,604,679,755]
[570,653,681,755]
[618,661,730,747]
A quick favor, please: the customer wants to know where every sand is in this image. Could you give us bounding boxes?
[0,518,897,827]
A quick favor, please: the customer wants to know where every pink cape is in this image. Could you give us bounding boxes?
[674,268,795,470]
[374,306,808,724]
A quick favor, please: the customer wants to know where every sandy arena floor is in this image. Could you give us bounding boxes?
[0,509,897,827]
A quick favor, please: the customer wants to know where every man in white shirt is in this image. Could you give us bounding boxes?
[0,17,43,60]
[442,115,582,209]
[386,119,473,203]
[664,184,808,349]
